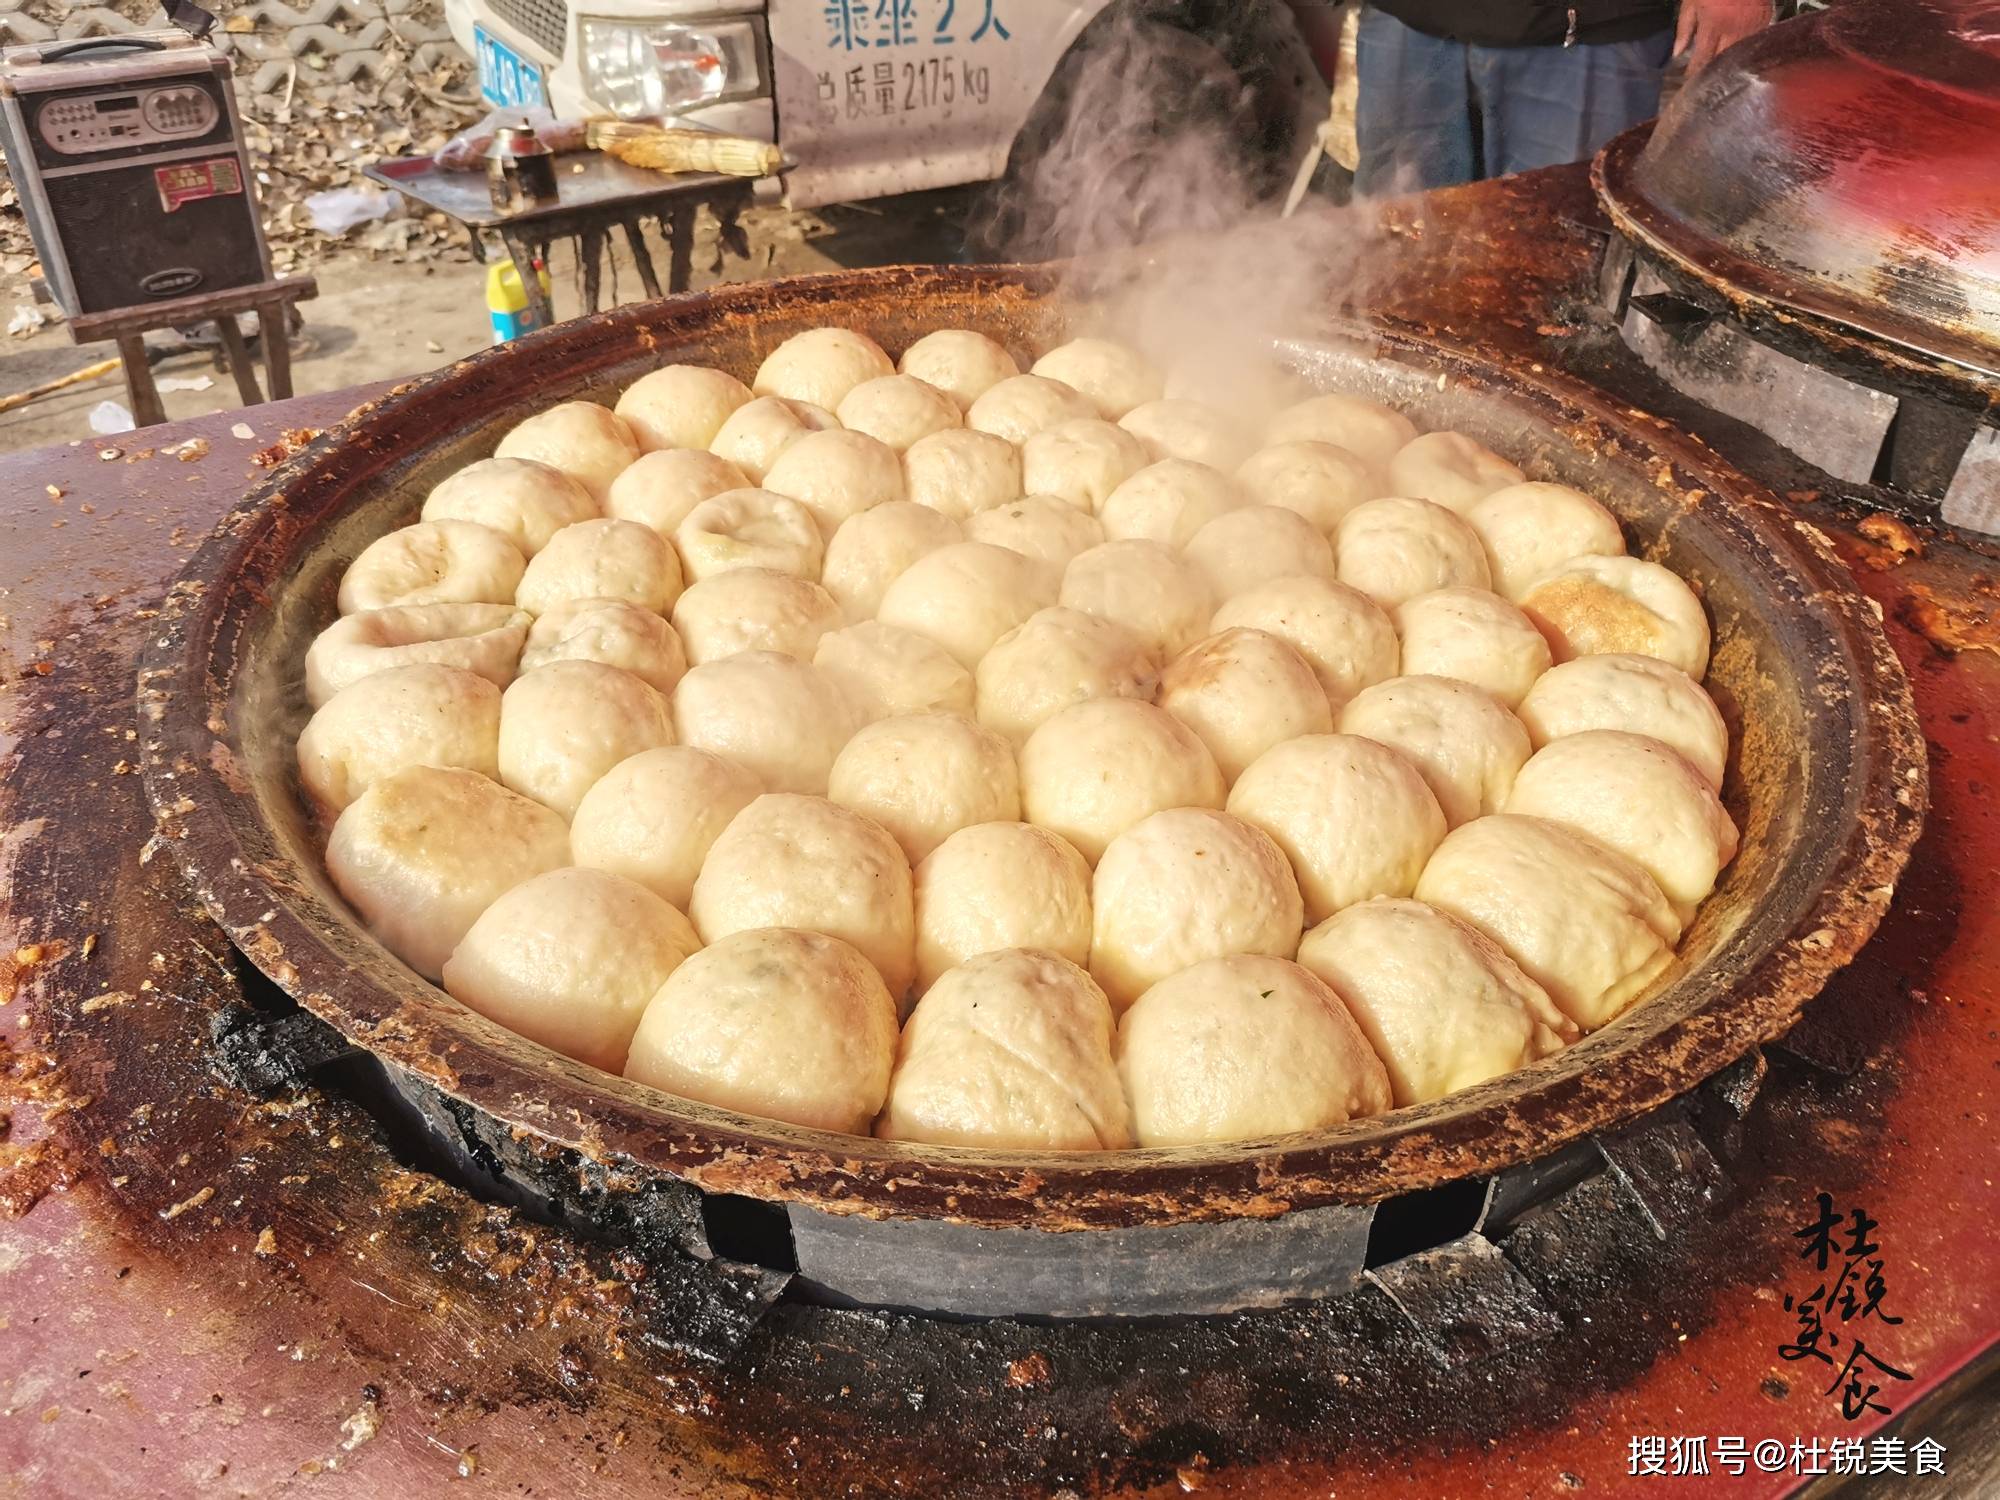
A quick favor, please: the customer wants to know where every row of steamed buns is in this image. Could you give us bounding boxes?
[295,325,1735,1148]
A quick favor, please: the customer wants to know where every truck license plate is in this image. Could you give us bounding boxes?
[475,25,547,111]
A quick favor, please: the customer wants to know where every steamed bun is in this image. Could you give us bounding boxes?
[422,457,596,556]
[569,745,760,908]
[670,568,842,665]
[1117,955,1390,1146]
[1030,338,1164,421]
[297,663,500,814]
[442,867,700,1073]
[689,792,916,1003]
[762,429,905,535]
[1295,898,1575,1107]
[964,495,1106,572]
[900,428,1023,520]
[753,326,895,410]
[1335,496,1492,608]
[913,821,1093,991]
[827,711,1020,864]
[707,395,838,484]
[519,597,687,694]
[1235,440,1376,531]
[672,651,858,795]
[975,606,1157,747]
[1519,554,1711,678]
[1184,504,1337,601]
[606,448,751,537]
[1098,458,1241,546]
[1019,698,1224,864]
[673,487,824,581]
[875,541,1057,670]
[1156,627,1332,783]
[497,659,674,818]
[1090,808,1304,1011]
[615,364,753,452]
[494,401,640,501]
[1386,431,1524,514]
[325,765,569,980]
[1264,393,1417,470]
[1211,575,1397,707]
[965,374,1095,445]
[813,620,976,723]
[1060,539,1214,659]
[514,517,682,616]
[820,500,963,618]
[337,521,525,615]
[897,328,1020,412]
[1118,398,1250,470]
[305,602,530,708]
[625,928,898,1134]
[1516,653,1728,789]
[1019,418,1150,513]
[879,948,1130,1150]
[835,374,961,452]
[1227,733,1445,922]
[1337,675,1532,826]
[1503,729,1738,919]
[1391,587,1551,709]
[1415,813,1682,1030]
[1466,482,1625,601]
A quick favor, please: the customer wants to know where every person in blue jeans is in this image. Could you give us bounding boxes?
[1353,0,1772,195]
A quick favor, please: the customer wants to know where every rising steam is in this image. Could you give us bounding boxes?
[976,10,1404,418]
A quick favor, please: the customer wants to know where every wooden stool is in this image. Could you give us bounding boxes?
[65,276,318,429]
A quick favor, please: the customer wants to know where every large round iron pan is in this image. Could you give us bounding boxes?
[139,264,1925,1232]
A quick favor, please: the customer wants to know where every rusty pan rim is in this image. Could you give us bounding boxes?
[138,264,1926,1231]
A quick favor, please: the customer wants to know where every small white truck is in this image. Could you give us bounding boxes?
[443,0,1330,210]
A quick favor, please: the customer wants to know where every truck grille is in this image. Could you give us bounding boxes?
[490,0,568,62]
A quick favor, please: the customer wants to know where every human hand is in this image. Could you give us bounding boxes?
[1674,0,1772,76]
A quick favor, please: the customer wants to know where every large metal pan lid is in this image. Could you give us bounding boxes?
[1596,0,2000,386]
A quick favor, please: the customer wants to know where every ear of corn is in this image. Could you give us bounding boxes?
[585,119,781,179]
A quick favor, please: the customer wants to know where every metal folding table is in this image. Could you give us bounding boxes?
[367,152,765,326]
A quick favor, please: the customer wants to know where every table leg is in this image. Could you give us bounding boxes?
[260,301,295,401]
[664,201,697,295]
[623,219,663,300]
[214,314,265,406]
[116,334,166,428]
[500,229,555,328]
[716,193,750,261]
[579,226,607,314]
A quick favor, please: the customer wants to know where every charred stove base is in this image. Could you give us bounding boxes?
[210,961,1771,1355]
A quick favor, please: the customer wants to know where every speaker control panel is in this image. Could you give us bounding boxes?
[38,84,218,154]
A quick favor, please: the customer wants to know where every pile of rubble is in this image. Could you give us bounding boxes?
[0,0,487,306]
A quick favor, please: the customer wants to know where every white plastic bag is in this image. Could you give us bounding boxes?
[88,399,135,434]
[305,186,396,235]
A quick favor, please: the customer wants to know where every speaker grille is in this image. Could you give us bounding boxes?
[43,159,265,313]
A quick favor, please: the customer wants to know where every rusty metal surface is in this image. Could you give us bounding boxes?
[132,262,1924,1237]
[1596,0,2000,387]
[366,151,757,230]
[0,165,1995,1497]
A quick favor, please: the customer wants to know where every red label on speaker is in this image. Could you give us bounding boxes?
[155,157,243,214]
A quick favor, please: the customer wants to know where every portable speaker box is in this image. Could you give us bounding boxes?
[0,31,271,318]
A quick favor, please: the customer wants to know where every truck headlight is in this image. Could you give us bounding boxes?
[579,16,767,118]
